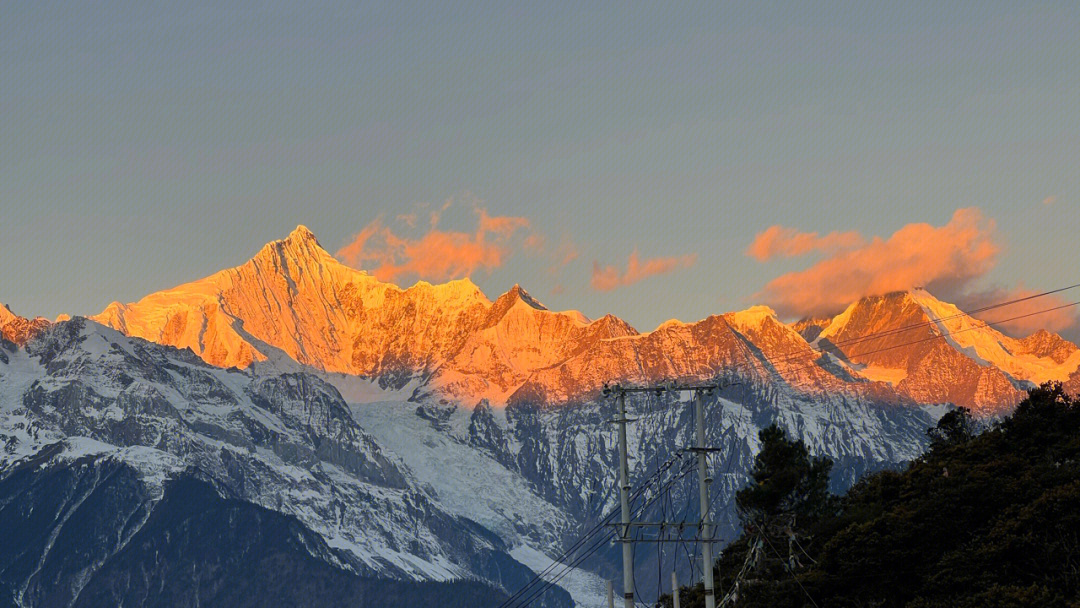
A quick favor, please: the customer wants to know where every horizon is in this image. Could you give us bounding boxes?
[2,220,1080,347]
[4,221,1076,345]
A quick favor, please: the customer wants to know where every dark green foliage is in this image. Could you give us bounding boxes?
[667,383,1080,608]
[926,406,976,447]
[735,424,834,529]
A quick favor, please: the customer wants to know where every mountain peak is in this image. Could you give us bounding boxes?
[0,303,15,325]
[252,225,336,271]
[288,224,317,242]
[725,305,779,331]
[1018,328,1079,364]
[482,284,548,328]
[506,284,546,311]
[0,302,50,346]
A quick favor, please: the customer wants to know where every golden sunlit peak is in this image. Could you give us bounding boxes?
[287,224,318,243]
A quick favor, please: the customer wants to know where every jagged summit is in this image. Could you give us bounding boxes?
[507,284,546,310]
[85,226,1079,414]
[1018,328,1079,364]
[482,284,552,328]
[814,288,1080,412]
[290,223,317,241]
[250,223,339,271]
[0,303,16,325]
[0,302,49,346]
[724,305,780,332]
[491,284,547,314]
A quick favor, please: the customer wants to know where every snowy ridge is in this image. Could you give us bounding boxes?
[0,317,542,596]
[817,290,1079,413]
[12,226,1079,605]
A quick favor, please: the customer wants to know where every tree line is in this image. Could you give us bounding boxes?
[664,382,1080,608]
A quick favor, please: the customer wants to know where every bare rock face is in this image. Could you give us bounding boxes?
[1017,329,1079,364]
[815,290,1080,414]
[92,226,493,377]
[0,303,49,347]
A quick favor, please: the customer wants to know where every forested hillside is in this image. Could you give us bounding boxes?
[670,383,1080,608]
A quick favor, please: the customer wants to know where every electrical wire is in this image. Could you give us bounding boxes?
[496,452,686,608]
[762,532,821,608]
[510,285,1080,608]
[505,460,699,608]
[735,283,1080,374]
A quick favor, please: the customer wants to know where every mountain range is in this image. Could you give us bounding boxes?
[87,225,1080,414]
[2,225,1078,607]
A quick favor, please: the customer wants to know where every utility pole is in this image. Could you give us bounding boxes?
[615,387,635,608]
[695,388,717,608]
[672,571,681,608]
[603,382,727,608]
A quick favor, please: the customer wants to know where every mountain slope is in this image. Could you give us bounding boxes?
[0,318,560,606]
[0,451,509,608]
[0,304,49,349]
[816,290,1080,413]
[91,227,1079,414]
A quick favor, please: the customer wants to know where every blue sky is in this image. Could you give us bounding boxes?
[2,2,1078,337]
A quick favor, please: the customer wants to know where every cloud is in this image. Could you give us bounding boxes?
[477,207,530,238]
[1042,195,1058,206]
[746,226,864,261]
[959,286,1078,338]
[546,236,580,275]
[757,207,1000,318]
[336,205,532,283]
[591,249,697,291]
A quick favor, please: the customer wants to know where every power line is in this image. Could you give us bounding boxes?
[711,283,1080,384]
[761,533,821,608]
[499,445,698,608]
[507,285,1080,608]
[814,283,1080,351]
[774,299,1080,380]
[496,457,676,608]
[505,461,699,608]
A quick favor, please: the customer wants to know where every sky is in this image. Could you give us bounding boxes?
[2,2,1079,340]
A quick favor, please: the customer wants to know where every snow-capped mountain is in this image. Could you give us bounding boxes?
[0,303,49,348]
[90,226,1079,414]
[5,225,1078,606]
[814,290,1080,413]
[92,226,493,379]
[0,318,563,607]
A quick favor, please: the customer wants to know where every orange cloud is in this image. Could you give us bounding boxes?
[545,236,580,276]
[758,207,1000,318]
[961,287,1078,337]
[591,249,697,291]
[746,226,864,261]
[336,207,531,283]
[477,207,530,238]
